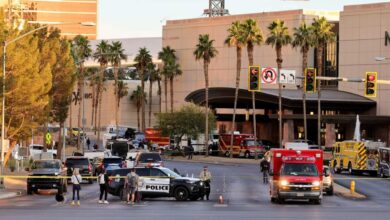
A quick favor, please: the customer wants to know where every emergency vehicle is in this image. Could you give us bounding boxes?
[219,134,266,158]
[107,166,205,201]
[144,128,170,147]
[269,149,324,204]
[332,140,385,175]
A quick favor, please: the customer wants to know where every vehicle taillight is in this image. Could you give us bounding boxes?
[108,178,112,185]
[122,161,127,168]
[88,164,92,172]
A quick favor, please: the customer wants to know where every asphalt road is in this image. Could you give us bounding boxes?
[0,160,390,220]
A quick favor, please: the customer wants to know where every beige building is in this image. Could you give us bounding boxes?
[3,0,97,39]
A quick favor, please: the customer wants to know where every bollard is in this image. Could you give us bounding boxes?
[350,180,355,194]
[218,195,224,204]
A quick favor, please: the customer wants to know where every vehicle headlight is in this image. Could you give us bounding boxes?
[185,179,197,184]
[200,181,204,186]
[312,181,320,186]
[280,180,289,186]
[54,172,59,176]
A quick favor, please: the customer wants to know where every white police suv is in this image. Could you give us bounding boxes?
[107,167,205,201]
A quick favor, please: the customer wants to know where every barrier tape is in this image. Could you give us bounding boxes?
[1,175,389,180]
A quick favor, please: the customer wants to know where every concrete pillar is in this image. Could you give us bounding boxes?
[325,123,336,148]
[283,120,294,145]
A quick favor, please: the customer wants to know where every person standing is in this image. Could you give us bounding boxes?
[260,157,270,184]
[125,169,139,205]
[71,168,82,206]
[199,166,212,200]
[98,168,109,204]
[187,139,193,160]
[86,138,91,150]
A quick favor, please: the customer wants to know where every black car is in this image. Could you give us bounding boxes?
[135,152,163,167]
[26,159,67,195]
[65,157,93,184]
[107,167,204,201]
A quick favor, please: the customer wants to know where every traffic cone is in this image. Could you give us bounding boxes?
[218,195,224,204]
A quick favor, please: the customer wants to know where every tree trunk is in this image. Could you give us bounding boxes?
[204,60,209,157]
[247,44,257,157]
[149,79,153,127]
[114,65,119,136]
[317,45,324,147]
[137,107,140,131]
[158,78,162,113]
[57,122,63,160]
[141,67,146,131]
[94,84,99,135]
[164,76,168,112]
[170,77,174,113]
[91,81,95,127]
[97,66,104,149]
[230,46,242,158]
[276,45,283,148]
[69,95,73,135]
[302,48,308,142]
[77,65,84,150]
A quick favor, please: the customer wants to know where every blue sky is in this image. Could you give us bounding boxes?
[98,0,387,39]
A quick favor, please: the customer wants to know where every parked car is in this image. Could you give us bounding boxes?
[26,159,67,195]
[99,156,123,173]
[65,157,93,184]
[29,144,57,159]
[134,152,163,167]
[323,165,334,195]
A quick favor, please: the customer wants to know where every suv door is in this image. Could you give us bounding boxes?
[138,168,170,197]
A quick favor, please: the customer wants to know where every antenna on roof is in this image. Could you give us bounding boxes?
[204,0,229,17]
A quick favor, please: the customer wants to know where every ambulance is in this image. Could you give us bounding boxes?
[218,133,266,158]
[269,149,324,204]
[331,140,385,175]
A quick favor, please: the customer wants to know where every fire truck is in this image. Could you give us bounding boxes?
[269,149,324,204]
[331,140,385,176]
[218,134,266,158]
[144,128,170,147]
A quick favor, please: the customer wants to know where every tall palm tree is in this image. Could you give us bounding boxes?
[168,61,182,113]
[146,63,158,127]
[117,80,129,108]
[134,47,152,131]
[292,22,314,143]
[225,21,245,157]
[71,35,92,150]
[311,17,335,147]
[93,40,110,142]
[266,19,292,148]
[242,18,263,149]
[158,46,176,112]
[109,41,127,134]
[130,86,147,131]
[194,34,218,157]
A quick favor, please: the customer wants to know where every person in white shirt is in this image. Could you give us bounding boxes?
[98,168,109,204]
[71,168,82,206]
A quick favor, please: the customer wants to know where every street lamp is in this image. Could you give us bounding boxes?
[0,21,95,189]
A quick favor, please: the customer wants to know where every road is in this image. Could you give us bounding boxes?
[0,160,390,220]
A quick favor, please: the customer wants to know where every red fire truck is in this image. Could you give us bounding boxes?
[144,128,169,147]
[219,134,266,158]
[269,149,324,204]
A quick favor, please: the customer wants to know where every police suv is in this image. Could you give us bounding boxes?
[107,167,205,201]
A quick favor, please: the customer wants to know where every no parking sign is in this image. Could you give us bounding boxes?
[261,68,278,84]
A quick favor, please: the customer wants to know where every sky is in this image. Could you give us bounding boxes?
[98,0,388,39]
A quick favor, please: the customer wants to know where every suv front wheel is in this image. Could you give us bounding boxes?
[174,186,189,201]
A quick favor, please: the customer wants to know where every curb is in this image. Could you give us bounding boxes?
[333,183,367,200]
[0,190,24,200]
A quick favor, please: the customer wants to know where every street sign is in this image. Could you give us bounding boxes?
[45,132,52,145]
[261,67,278,84]
[280,69,296,84]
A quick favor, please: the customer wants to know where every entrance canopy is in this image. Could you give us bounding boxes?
[185,87,376,111]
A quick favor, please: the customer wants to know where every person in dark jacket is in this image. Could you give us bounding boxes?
[187,139,194,160]
[98,168,109,204]
[260,158,270,184]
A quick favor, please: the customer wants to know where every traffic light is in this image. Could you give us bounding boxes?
[248,66,261,91]
[365,72,377,97]
[304,68,317,93]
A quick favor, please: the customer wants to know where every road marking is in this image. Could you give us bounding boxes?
[213,204,228,207]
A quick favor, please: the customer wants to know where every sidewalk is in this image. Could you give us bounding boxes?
[333,183,366,199]
[0,171,27,200]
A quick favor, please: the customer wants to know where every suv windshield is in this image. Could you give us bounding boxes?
[65,158,89,167]
[32,161,60,169]
[160,168,181,178]
[244,140,259,146]
[281,163,318,177]
[139,153,161,163]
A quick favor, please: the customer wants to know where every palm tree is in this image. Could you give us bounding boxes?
[194,34,218,157]
[242,18,263,150]
[71,35,92,150]
[168,61,182,113]
[117,80,129,108]
[311,17,335,146]
[146,63,160,127]
[292,22,314,143]
[266,19,292,148]
[109,41,127,134]
[130,86,147,131]
[158,46,176,112]
[93,40,110,142]
[225,21,245,157]
[134,47,152,131]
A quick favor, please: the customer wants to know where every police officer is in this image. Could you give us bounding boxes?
[260,157,270,184]
[199,166,212,200]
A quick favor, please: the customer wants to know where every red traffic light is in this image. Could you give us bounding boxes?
[367,75,375,81]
